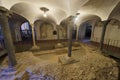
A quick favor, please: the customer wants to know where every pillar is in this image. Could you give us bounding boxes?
[35,22,40,40]
[68,23,73,57]
[0,7,17,66]
[30,24,39,50]
[56,25,61,40]
[67,16,76,57]
[31,24,36,46]
[76,26,79,41]
[100,20,110,50]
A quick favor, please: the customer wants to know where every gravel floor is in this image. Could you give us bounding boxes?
[1,43,119,80]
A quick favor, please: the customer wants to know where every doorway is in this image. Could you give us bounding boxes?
[84,25,92,40]
[78,23,92,43]
[20,22,32,41]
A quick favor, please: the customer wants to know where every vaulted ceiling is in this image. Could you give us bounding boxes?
[0,0,120,25]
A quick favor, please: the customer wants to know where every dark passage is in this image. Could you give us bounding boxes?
[85,25,92,39]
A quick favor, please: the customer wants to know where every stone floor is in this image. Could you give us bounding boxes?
[1,43,119,80]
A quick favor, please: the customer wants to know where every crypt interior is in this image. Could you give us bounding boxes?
[0,0,120,80]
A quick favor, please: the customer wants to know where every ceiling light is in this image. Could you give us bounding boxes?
[43,13,47,17]
[76,13,80,15]
[40,7,49,18]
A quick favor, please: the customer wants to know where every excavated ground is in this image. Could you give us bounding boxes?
[1,43,119,80]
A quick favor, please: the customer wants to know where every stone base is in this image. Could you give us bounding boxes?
[55,43,64,49]
[58,55,79,65]
[73,42,80,47]
[30,45,40,51]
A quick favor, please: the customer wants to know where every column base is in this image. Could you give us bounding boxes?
[55,43,64,49]
[73,41,80,47]
[58,55,79,65]
[30,45,40,51]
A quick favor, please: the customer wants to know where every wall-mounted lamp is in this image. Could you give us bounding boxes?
[40,7,49,18]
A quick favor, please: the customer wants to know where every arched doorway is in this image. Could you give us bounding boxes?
[78,23,92,42]
[84,25,92,40]
[20,22,32,41]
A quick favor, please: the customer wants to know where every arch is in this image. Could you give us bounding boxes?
[10,2,34,22]
[105,19,120,41]
[108,1,120,21]
[20,22,32,41]
[73,14,101,41]
[76,14,101,27]
[59,22,68,39]
[38,22,57,40]
[78,21,92,41]
[10,2,68,24]
[57,25,67,40]
[34,20,57,40]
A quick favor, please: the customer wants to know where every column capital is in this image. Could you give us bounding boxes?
[30,23,35,28]
[102,20,111,23]
[66,16,76,24]
[0,6,13,18]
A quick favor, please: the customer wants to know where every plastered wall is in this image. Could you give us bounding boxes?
[91,20,120,47]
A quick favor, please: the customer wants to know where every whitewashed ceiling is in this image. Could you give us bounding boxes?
[0,0,120,25]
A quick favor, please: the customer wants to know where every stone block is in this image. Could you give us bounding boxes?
[55,43,64,49]
[58,55,79,65]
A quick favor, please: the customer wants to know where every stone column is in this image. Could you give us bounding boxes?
[30,24,39,50]
[35,23,40,40]
[76,27,79,41]
[58,16,79,64]
[67,16,76,57]
[68,23,73,57]
[0,7,17,66]
[56,26,60,40]
[100,20,110,50]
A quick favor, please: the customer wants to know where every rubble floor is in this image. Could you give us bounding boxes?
[1,43,119,80]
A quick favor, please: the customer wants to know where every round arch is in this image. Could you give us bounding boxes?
[75,14,101,41]
[108,1,120,21]
[20,22,32,41]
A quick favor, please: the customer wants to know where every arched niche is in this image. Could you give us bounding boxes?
[39,22,57,40]
[104,19,120,47]
[57,25,67,40]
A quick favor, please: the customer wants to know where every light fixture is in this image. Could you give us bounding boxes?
[75,13,80,22]
[76,13,80,15]
[40,7,49,18]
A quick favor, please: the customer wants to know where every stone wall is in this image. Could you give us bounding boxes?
[91,21,103,42]
[40,23,56,40]
[35,22,67,40]
[9,21,22,42]
[57,25,67,39]
[14,22,22,42]
[91,19,120,47]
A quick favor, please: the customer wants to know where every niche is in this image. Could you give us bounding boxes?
[53,30,57,35]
